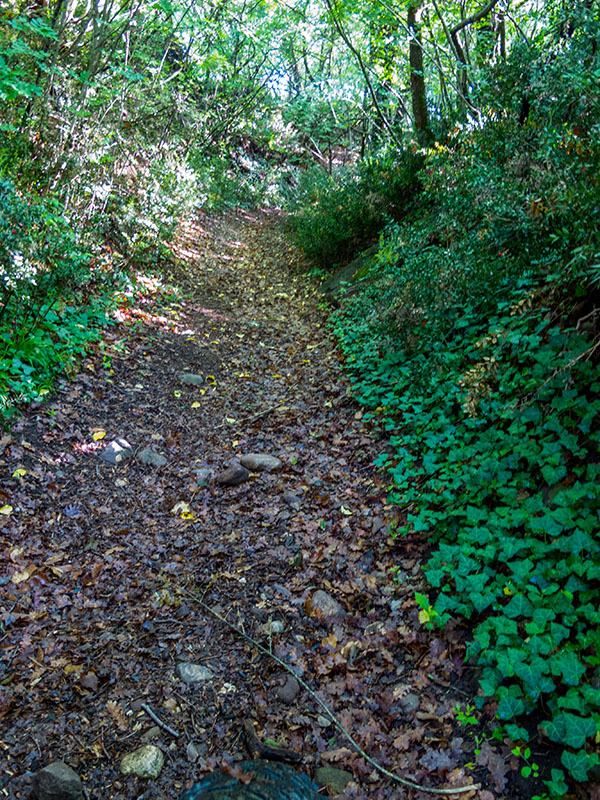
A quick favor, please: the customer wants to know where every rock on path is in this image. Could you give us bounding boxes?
[120,745,164,779]
[215,463,249,486]
[100,438,133,464]
[306,589,345,619]
[240,453,282,472]
[176,662,214,684]
[137,447,167,466]
[32,762,83,800]
[179,373,206,386]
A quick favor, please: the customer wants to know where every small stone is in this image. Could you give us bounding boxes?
[179,373,206,386]
[282,490,301,506]
[32,761,83,800]
[306,589,345,619]
[120,745,164,779]
[215,463,249,487]
[176,662,214,684]
[141,726,161,742]
[240,453,282,472]
[100,438,133,465]
[195,467,212,487]
[314,766,354,795]
[364,621,386,636]
[316,715,331,728]
[260,619,285,636]
[275,675,300,704]
[137,448,167,467]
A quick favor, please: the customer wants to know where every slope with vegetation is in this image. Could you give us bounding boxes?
[1,0,600,796]
[288,5,600,797]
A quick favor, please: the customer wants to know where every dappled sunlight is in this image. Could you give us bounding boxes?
[72,440,105,456]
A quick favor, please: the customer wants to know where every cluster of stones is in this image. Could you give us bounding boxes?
[32,756,353,796]
[215,453,282,486]
[99,438,166,467]
[99,438,283,491]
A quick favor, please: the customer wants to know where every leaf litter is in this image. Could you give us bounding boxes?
[0,210,510,799]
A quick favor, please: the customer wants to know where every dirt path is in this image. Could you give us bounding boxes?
[1,211,486,800]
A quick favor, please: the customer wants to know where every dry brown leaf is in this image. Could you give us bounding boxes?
[106,700,128,731]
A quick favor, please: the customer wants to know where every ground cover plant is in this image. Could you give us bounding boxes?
[321,26,600,794]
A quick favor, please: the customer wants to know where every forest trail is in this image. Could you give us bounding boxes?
[1,212,487,800]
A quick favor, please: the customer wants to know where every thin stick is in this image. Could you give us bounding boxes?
[183,587,479,796]
[212,406,278,431]
[141,702,180,739]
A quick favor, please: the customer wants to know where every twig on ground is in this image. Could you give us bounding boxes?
[212,406,278,431]
[183,587,480,797]
[141,702,180,738]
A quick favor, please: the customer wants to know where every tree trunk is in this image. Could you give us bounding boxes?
[408,3,430,143]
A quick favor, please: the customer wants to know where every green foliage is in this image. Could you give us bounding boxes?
[0,179,92,321]
[0,300,109,418]
[338,262,600,793]
[454,704,478,727]
[287,148,423,266]
[0,14,57,102]
[326,23,600,792]
[0,179,113,418]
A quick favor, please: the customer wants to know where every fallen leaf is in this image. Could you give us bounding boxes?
[106,700,128,731]
[0,505,13,515]
[320,748,354,763]
[80,671,99,691]
[223,762,255,784]
[92,431,106,441]
[476,741,509,792]
[11,570,31,584]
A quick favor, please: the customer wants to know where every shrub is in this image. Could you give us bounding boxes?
[287,147,423,267]
[0,179,110,417]
[327,36,600,792]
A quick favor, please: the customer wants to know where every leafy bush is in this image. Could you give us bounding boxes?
[0,300,110,417]
[0,179,111,417]
[0,179,92,328]
[326,37,600,793]
[287,148,423,266]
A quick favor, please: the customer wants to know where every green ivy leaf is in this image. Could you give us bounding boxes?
[504,593,533,618]
[545,767,568,795]
[530,514,563,537]
[497,688,525,720]
[550,651,587,686]
[561,748,599,782]
[504,723,529,741]
[544,712,596,748]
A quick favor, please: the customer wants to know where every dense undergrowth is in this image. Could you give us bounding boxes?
[0,171,186,419]
[289,22,600,799]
